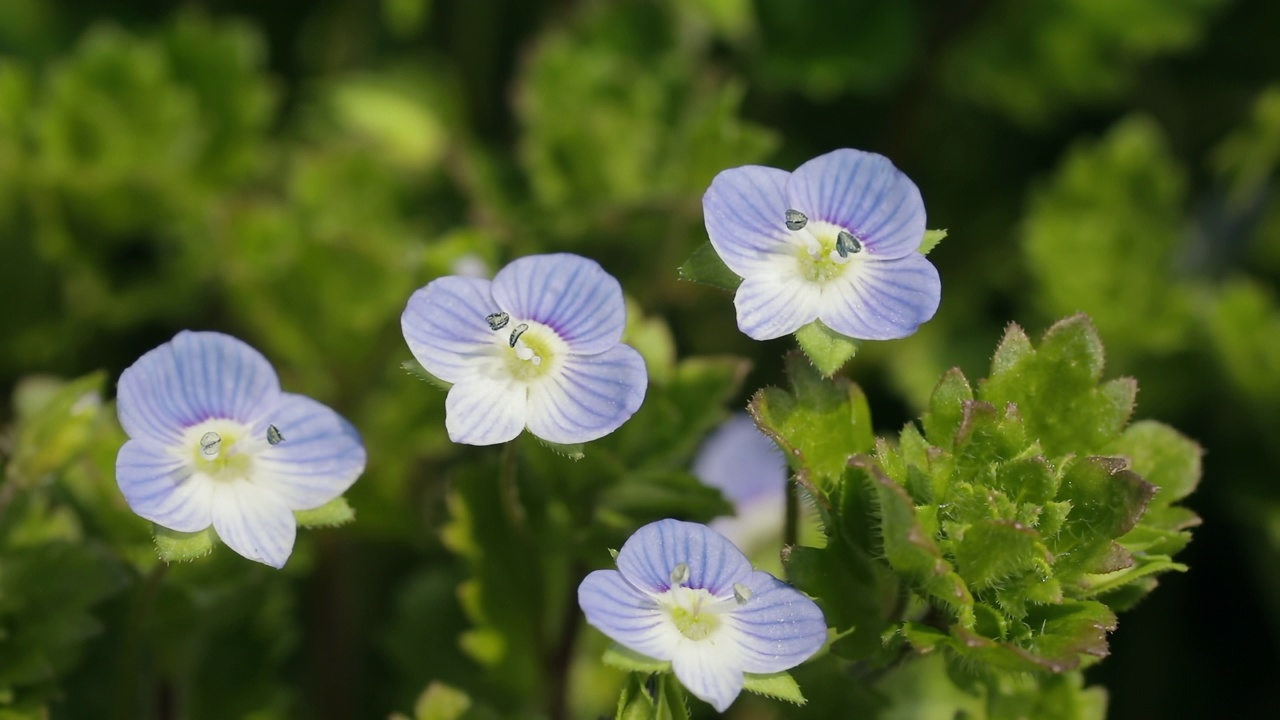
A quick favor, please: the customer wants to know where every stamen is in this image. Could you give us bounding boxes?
[784,209,808,231]
[836,230,862,257]
[733,582,753,605]
[669,562,690,587]
[200,431,222,457]
[267,425,284,446]
[486,312,510,331]
[509,323,529,348]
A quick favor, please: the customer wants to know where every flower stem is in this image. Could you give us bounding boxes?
[784,476,799,550]
[114,560,169,720]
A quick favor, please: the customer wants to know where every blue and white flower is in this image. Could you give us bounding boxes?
[401,253,647,446]
[693,414,787,552]
[703,148,941,341]
[578,519,826,712]
[115,331,366,568]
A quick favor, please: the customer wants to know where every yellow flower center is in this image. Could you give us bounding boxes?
[494,320,568,382]
[661,586,725,642]
[186,420,258,482]
[792,220,864,283]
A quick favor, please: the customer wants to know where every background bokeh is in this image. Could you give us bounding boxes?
[0,0,1278,718]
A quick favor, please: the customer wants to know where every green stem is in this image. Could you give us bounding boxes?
[499,440,526,528]
[114,561,169,720]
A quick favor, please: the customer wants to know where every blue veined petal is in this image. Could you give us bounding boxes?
[490,254,626,355]
[578,569,682,662]
[615,519,753,596]
[117,331,281,444]
[115,440,214,532]
[819,253,941,341]
[733,272,823,341]
[670,641,747,713]
[402,276,500,385]
[703,166,795,276]
[253,393,366,511]
[727,571,827,674]
[211,480,297,569]
[785,149,926,259]
[526,345,647,445]
[444,375,528,445]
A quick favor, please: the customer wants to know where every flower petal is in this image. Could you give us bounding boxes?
[786,149,926,259]
[819,253,941,340]
[732,272,822,341]
[671,641,746,713]
[616,519,753,596]
[115,440,214,532]
[490,254,625,355]
[402,276,500,384]
[693,414,786,509]
[444,375,528,445]
[117,331,281,445]
[253,393,367,511]
[526,345,647,445]
[728,571,827,674]
[703,166,794,276]
[578,569,682,662]
[211,480,297,568]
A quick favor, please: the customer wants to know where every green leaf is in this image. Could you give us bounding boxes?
[597,471,733,529]
[294,496,356,528]
[624,297,677,386]
[742,671,806,705]
[918,228,947,255]
[534,437,585,461]
[411,682,473,720]
[603,644,671,674]
[153,525,217,563]
[920,368,972,449]
[615,673,690,720]
[952,519,1052,591]
[1050,457,1157,579]
[1107,420,1202,508]
[8,372,108,485]
[794,320,859,377]
[677,241,742,291]
[979,316,1135,456]
[750,353,874,490]
[402,358,452,390]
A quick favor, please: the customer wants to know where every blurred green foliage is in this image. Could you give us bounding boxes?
[0,0,1276,718]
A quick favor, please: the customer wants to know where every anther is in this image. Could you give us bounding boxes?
[486,312,510,331]
[200,431,222,457]
[836,230,862,257]
[669,562,690,587]
[732,582,753,605]
[784,209,808,231]
[509,323,529,348]
[267,425,284,446]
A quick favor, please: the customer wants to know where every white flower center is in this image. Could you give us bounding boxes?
[790,220,866,283]
[184,419,268,482]
[492,318,569,381]
[659,585,733,641]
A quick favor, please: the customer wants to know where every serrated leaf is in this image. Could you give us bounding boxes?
[1106,420,1202,507]
[979,315,1135,456]
[1080,554,1187,600]
[921,368,972,449]
[918,228,947,255]
[946,600,1116,673]
[603,643,671,674]
[677,241,742,291]
[952,519,1052,590]
[153,525,217,563]
[402,358,452,390]
[794,320,858,377]
[1050,457,1157,580]
[742,671,806,705]
[750,353,874,490]
[859,460,974,627]
[294,496,355,528]
[535,437,585,461]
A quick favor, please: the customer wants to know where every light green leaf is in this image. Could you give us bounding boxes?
[153,525,216,563]
[743,671,806,705]
[794,320,858,377]
[411,681,471,720]
[402,358,452,390]
[918,228,947,255]
[603,644,671,674]
[294,496,356,528]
